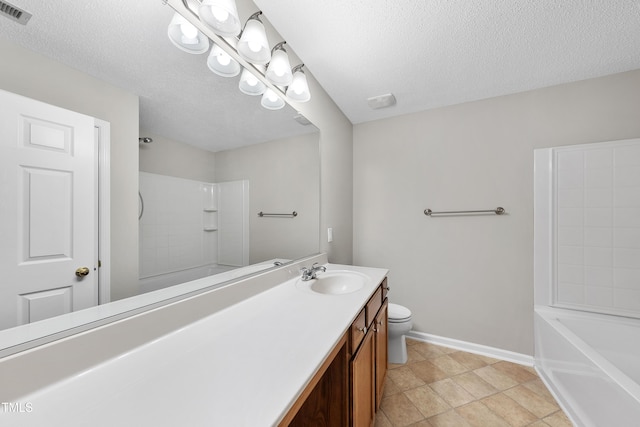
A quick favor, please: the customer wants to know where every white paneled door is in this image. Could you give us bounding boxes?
[0,89,98,330]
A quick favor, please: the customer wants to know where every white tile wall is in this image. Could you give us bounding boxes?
[553,140,640,317]
[217,180,249,267]
[139,173,218,279]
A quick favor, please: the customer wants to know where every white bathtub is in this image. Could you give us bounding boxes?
[535,306,640,427]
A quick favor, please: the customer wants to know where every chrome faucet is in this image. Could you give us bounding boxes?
[300,262,326,281]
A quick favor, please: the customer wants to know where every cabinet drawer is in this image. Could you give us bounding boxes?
[366,286,383,326]
[351,308,367,353]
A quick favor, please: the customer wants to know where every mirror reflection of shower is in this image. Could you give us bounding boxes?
[138,172,249,294]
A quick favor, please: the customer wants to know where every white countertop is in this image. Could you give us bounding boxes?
[3,263,388,427]
[0,259,287,357]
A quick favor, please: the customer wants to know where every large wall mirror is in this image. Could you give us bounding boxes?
[0,0,320,356]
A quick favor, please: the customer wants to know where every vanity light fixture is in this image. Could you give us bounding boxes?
[286,64,311,102]
[237,12,271,65]
[198,0,241,37]
[265,42,293,86]
[166,1,311,110]
[207,42,241,77]
[261,87,285,110]
[167,12,210,54]
[239,65,267,95]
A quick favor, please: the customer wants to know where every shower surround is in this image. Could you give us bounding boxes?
[534,138,640,426]
[138,172,249,292]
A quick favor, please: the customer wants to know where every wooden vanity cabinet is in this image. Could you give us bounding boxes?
[351,279,389,427]
[282,333,349,427]
[374,301,388,410]
[280,278,389,427]
[351,323,375,427]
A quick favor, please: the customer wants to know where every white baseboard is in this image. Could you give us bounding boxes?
[406,330,535,367]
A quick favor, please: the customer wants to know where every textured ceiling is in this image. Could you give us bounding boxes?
[256,0,640,124]
[0,0,316,152]
[1,1,640,150]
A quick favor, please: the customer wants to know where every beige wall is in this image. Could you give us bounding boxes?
[139,131,217,182]
[353,69,640,355]
[215,133,320,263]
[287,71,354,265]
[317,119,354,264]
[0,38,140,301]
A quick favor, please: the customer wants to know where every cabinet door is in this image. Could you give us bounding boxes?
[351,329,375,427]
[374,301,388,410]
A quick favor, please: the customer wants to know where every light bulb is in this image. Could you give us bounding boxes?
[168,13,209,54]
[265,47,292,86]
[286,69,310,102]
[290,76,304,94]
[198,0,241,37]
[180,22,198,41]
[248,40,262,53]
[217,53,231,66]
[207,43,240,77]
[239,66,266,95]
[261,87,285,109]
[237,18,270,64]
[212,9,229,22]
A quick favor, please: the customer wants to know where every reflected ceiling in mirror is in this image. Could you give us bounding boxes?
[0,0,316,152]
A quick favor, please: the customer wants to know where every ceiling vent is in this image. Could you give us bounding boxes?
[367,93,396,110]
[0,0,31,25]
[293,113,312,126]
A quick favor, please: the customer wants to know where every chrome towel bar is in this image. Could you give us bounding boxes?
[424,207,505,216]
[258,211,298,218]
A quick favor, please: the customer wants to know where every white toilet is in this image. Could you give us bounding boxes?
[387,303,413,364]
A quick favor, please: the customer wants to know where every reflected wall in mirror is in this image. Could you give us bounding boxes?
[0,0,320,355]
[138,130,319,294]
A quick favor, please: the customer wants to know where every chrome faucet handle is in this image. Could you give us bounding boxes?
[300,266,314,281]
[311,262,326,272]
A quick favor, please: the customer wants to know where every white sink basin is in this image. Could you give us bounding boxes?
[296,270,368,295]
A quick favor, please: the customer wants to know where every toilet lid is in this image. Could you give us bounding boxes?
[388,303,412,320]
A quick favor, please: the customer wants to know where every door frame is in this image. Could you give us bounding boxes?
[96,119,111,304]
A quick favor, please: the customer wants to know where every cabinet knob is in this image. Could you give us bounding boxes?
[358,326,367,334]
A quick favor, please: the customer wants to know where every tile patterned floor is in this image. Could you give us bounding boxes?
[375,339,573,427]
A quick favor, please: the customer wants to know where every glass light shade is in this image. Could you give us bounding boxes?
[237,19,270,64]
[198,0,241,37]
[261,88,285,110]
[207,43,240,77]
[238,66,266,95]
[265,49,293,86]
[286,70,311,102]
[167,13,209,54]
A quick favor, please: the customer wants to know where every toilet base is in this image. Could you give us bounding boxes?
[388,334,408,364]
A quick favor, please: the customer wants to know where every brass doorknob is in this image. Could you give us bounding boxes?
[75,267,90,278]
